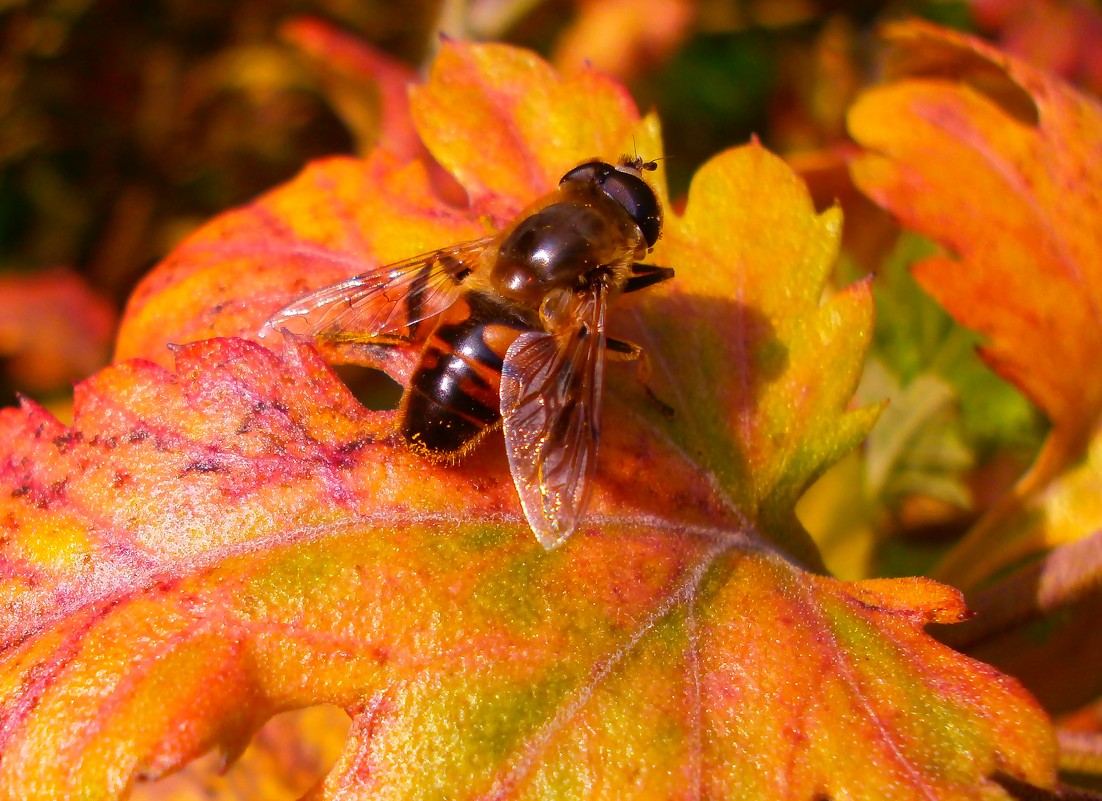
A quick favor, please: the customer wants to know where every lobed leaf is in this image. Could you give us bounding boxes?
[848,21,1102,588]
[640,140,880,564]
[5,40,1057,799]
[408,42,643,209]
[115,42,643,376]
[1,337,1053,799]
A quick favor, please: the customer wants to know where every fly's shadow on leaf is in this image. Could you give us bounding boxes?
[611,292,787,413]
[738,303,787,383]
[679,296,788,424]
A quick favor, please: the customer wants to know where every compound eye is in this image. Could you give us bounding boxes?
[560,161,612,186]
[601,171,662,247]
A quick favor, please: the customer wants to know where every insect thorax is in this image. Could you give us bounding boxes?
[487,187,644,309]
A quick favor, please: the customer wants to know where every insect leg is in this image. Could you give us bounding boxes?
[311,330,424,372]
[623,263,674,294]
[606,337,674,418]
[605,337,644,360]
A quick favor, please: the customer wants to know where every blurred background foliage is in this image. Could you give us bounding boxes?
[3,0,1095,576]
[0,0,999,306]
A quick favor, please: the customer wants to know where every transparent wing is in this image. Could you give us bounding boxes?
[262,236,496,343]
[500,285,608,549]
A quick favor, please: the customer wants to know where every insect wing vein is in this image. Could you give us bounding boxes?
[264,236,495,342]
[500,287,607,548]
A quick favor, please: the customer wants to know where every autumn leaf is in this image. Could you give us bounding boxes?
[115,43,642,372]
[128,706,350,801]
[807,233,1045,579]
[0,338,1054,799]
[848,21,1102,589]
[551,0,695,79]
[0,268,116,396]
[5,40,1055,799]
[279,17,425,160]
[970,0,1102,95]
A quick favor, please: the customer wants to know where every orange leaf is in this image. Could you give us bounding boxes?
[1,338,1053,799]
[971,0,1102,95]
[128,706,350,801]
[7,41,1056,798]
[279,16,424,160]
[552,0,695,79]
[408,43,643,210]
[0,268,116,394]
[848,21,1102,587]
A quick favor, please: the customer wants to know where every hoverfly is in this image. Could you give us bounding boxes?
[263,155,673,548]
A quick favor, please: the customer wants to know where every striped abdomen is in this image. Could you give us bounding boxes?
[400,294,530,460]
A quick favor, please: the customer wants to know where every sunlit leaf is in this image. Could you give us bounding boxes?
[6,40,1056,799]
[0,337,1053,799]
[848,21,1102,588]
[641,139,879,565]
[115,43,643,372]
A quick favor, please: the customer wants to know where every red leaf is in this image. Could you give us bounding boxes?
[0,338,1054,799]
